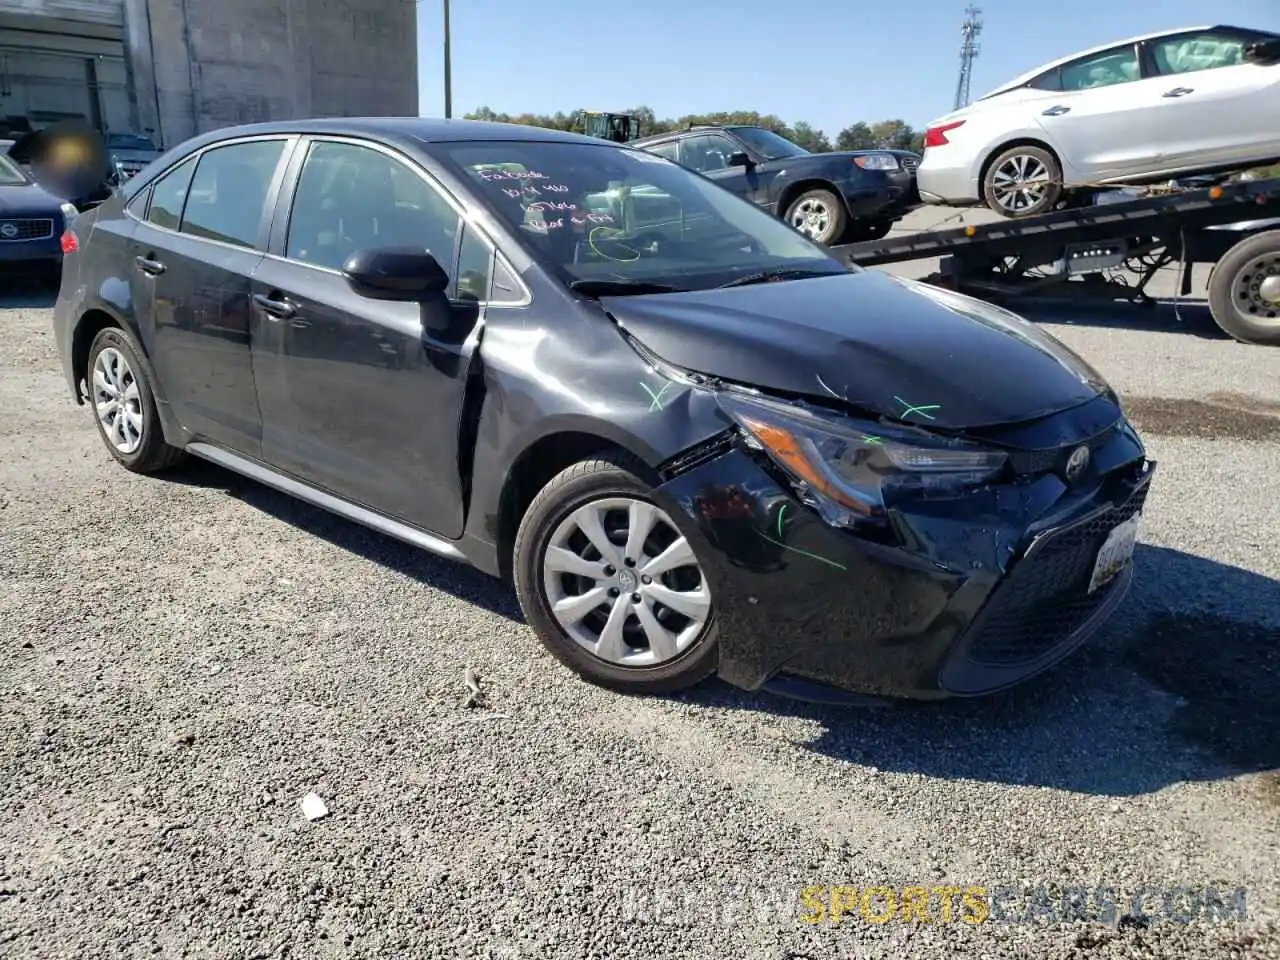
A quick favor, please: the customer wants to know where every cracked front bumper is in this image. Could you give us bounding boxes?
[652,436,1154,701]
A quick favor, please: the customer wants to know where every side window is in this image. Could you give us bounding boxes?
[1026,69,1063,92]
[455,224,492,302]
[1151,33,1248,76]
[489,255,525,304]
[145,156,197,230]
[180,140,285,248]
[644,141,680,162]
[125,185,152,220]
[680,135,736,173]
[1059,46,1140,92]
[285,140,461,272]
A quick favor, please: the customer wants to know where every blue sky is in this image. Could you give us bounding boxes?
[416,0,1279,137]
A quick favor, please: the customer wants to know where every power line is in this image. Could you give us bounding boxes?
[953,4,982,112]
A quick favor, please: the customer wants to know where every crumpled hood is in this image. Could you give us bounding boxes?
[601,270,1111,431]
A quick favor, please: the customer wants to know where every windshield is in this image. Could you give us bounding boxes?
[0,153,27,185]
[434,140,849,291]
[107,134,157,150]
[726,126,809,160]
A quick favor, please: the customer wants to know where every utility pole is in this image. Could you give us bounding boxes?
[442,0,452,118]
[953,5,982,111]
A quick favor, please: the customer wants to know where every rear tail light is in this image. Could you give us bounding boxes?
[60,231,78,254]
[922,121,966,148]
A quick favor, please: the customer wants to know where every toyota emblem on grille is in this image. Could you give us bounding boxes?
[1065,444,1090,481]
[0,223,17,239]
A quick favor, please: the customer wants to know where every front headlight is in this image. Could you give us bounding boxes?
[718,391,1008,525]
[853,154,900,171]
[59,202,79,226]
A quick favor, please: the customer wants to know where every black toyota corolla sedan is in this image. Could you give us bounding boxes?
[52,118,1155,704]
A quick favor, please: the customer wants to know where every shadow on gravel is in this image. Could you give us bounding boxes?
[1017,297,1230,340]
[0,270,59,308]
[160,458,525,623]
[675,544,1280,797]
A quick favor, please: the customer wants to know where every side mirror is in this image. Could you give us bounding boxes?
[726,152,753,168]
[342,246,450,301]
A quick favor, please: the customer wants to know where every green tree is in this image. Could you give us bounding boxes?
[835,121,875,150]
[789,121,831,153]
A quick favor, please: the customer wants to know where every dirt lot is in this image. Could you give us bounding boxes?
[2,227,1279,959]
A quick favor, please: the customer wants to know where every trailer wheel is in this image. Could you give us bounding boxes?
[1207,230,1280,345]
[982,145,1062,219]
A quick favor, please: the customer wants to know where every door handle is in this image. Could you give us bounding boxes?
[1162,87,1194,97]
[134,255,165,275]
[252,292,297,319]
[1042,105,1071,116]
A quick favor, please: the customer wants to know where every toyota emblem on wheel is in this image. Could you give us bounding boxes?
[1065,445,1090,481]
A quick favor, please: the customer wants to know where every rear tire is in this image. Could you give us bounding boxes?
[85,326,186,473]
[513,453,719,695]
[982,145,1062,219]
[1207,230,1280,345]
[783,188,848,245]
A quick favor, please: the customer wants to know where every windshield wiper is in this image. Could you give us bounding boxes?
[716,268,841,289]
[569,279,685,297]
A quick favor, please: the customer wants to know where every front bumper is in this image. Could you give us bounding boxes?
[839,168,921,221]
[653,430,1154,701]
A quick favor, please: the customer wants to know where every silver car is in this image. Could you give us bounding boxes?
[916,25,1280,218]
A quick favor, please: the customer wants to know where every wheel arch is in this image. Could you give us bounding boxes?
[493,427,661,583]
[977,137,1064,193]
[775,178,850,221]
[71,305,183,443]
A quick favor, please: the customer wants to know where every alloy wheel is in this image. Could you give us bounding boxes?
[990,154,1051,214]
[540,496,711,667]
[790,198,832,240]
[92,346,144,454]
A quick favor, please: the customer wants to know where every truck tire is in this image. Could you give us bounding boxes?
[1207,229,1280,345]
[982,145,1063,219]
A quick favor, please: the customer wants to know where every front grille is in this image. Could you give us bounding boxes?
[965,479,1149,666]
[1007,424,1117,478]
[0,218,54,241]
[900,156,919,175]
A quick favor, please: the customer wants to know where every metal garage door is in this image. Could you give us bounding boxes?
[0,6,129,137]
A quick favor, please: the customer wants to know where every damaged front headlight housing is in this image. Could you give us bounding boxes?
[718,391,1008,525]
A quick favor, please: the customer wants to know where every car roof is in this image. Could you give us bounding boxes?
[977,24,1227,99]
[189,116,609,148]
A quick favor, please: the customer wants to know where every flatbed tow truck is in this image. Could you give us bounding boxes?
[832,175,1280,346]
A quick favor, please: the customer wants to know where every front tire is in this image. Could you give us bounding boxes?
[982,145,1063,219]
[1207,230,1280,345]
[86,326,186,473]
[513,453,719,694]
[783,188,848,245]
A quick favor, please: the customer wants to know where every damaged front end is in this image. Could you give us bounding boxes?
[652,379,1155,702]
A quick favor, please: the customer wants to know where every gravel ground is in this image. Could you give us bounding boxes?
[2,250,1279,960]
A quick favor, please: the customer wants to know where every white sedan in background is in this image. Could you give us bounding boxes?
[917,25,1280,218]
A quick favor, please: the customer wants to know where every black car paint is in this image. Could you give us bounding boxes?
[632,126,921,225]
[54,118,1152,701]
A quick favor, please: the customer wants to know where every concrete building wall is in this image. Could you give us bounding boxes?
[124,0,417,150]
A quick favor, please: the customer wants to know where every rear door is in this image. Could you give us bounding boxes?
[127,136,294,458]
[1033,42,1174,179]
[249,136,502,539]
[1139,29,1280,169]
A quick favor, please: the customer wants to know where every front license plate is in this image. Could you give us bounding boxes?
[1088,512,1141,594]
